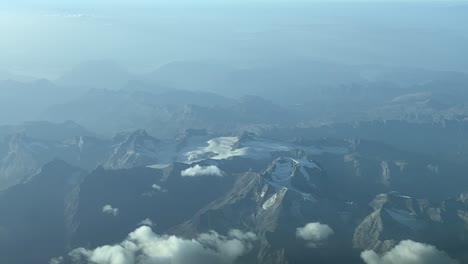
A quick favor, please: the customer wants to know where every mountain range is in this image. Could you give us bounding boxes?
[0,121,467,263]
[1,59,468,263]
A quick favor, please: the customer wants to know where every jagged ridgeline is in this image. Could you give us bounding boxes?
[1,122,468,264]
[2,1,468,263]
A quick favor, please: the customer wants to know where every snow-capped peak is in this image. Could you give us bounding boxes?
[263,157,323,201]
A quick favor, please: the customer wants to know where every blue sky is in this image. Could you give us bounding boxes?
[1,0,467,78]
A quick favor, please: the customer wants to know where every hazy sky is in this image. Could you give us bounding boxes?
[1,0,468,78]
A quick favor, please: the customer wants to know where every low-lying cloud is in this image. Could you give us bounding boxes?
[53,227,257,264]
[102,205,119,216]
[181,165,223,177]
[296,222,334,247]
[152,184,167,192]
[138,218,155,227]
[361,240,459,264]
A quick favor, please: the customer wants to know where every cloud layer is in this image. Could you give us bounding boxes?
[361,240,459,264]
[55,227,257,264]
[181,165,223,177]
[296,222,334,247]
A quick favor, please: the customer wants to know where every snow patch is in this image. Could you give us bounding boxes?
[384,208,425,230]
[266,157,320,202]
[262,193,278,210]
[184,137,247,162]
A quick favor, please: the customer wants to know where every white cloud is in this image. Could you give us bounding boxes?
[181,165,223,177]
[142,184,168,197]
[152,184,167,192]
[44,12,96,19]
[152,184,163,190]
[58,226,257,264]
[296,222,334,247]
[361,240,459,264]
[138,218,155,227]
[102,205,119,216]
[49,257,63,264]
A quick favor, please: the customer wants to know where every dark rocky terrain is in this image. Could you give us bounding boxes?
[0,122,467,264]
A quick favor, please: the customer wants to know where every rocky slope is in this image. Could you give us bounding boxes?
[0,160,86,264]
